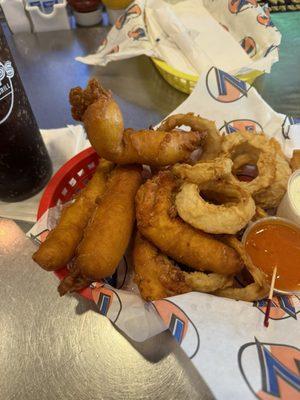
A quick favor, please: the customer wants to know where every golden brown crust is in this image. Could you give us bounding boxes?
[135,172,243,275]
[70,80,206,167]
[290,149,300,172]
[214,236,269,301]
[32,159,114,271]
[158,113,222,161]
[75,165,143,281]
[133,233,191,301]
[69,79,111,121]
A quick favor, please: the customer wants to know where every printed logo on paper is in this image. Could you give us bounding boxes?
[91,283,122,323]
[0,61,15,125]
[240,37,257,58]
[220,119,263,134]
[206,67,251,103]
[238,338,300,399]
[255,295,300,321]
[30,228,49,245]
[115,4,142,30]
[128,27,147,41]
[153,299,200,359]
[281,116,296,140]
[228,0,258,14]
[257,7,274,28]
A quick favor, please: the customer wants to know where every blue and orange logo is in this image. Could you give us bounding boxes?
[257,7,274,28]
[240,36,256,57]
[115,4,142,30]
[239,338,300,399]
[206,67,251,103]
[128,27,146,41]
[91,283,122,323]
[281,116,297,140]
[220,119,263,134]
[153,299,200,359]
[228,0,257,14]
[255,295,300,321]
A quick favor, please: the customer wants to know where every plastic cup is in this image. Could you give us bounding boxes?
[242,216,300,295]
[277,169,300,226]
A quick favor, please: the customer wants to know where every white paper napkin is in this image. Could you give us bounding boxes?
[0,125,89,222]
[77,0,281,78]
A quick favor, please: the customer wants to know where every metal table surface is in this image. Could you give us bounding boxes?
[1,12,299,400]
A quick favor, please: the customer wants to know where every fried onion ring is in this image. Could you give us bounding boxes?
[254,151,291,208]
[184,271,233,293]
[158,113,222,161]
[214,236,269,301]
[221,131,276,195]
[173,157,233,184]
[175,180,256,234]
[135,171,243,275]
[290,149,300,172]
[70,80,206,167]
[133,232,191,301]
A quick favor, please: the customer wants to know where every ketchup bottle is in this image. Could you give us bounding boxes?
[0,25,52,202]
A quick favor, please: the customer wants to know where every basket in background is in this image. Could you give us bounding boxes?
[151,57,264,94]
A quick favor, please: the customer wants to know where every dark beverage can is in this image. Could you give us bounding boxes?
[0,25,52,202]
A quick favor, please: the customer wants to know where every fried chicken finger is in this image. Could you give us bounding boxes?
[32,159,114,271]
[135,172,243,275]
[69,79,206,167]
[58,165,143,295]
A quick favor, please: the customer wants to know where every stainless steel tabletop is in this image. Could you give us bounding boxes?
[1,12,300,400]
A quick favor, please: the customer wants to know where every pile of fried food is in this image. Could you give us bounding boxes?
[32,79,300,302]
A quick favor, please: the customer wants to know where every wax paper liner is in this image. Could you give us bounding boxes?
[76,0,281,79]
[28,68,300,399]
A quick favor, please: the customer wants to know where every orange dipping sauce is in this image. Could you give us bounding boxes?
[245,219,300,293]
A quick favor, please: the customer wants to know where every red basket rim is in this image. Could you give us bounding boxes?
[37,147,96,220]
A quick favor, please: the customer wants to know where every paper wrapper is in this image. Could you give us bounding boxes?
[76,0,281,78]
[28,69,300,399]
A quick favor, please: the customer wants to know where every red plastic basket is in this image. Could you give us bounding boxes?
[37,147,100,301]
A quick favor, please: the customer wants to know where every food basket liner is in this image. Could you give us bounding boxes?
[76,0,281,78]
[28,68,300,399]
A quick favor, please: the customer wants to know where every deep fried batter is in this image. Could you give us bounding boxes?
[175,180,256,234]
[173,157,233,184]
[76,165,142,280]
[135,172,243,275]
[215,236,269,301]
[133,233,191,301]
[221,131,276,196]
[59,165,142,295]
[69,80,206,167]
[32,159,114,271]
[254,150,291,209]
[290,149,300,172]
[221,131,291,208]
[133,233,232,301]
[158,113,222,161]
